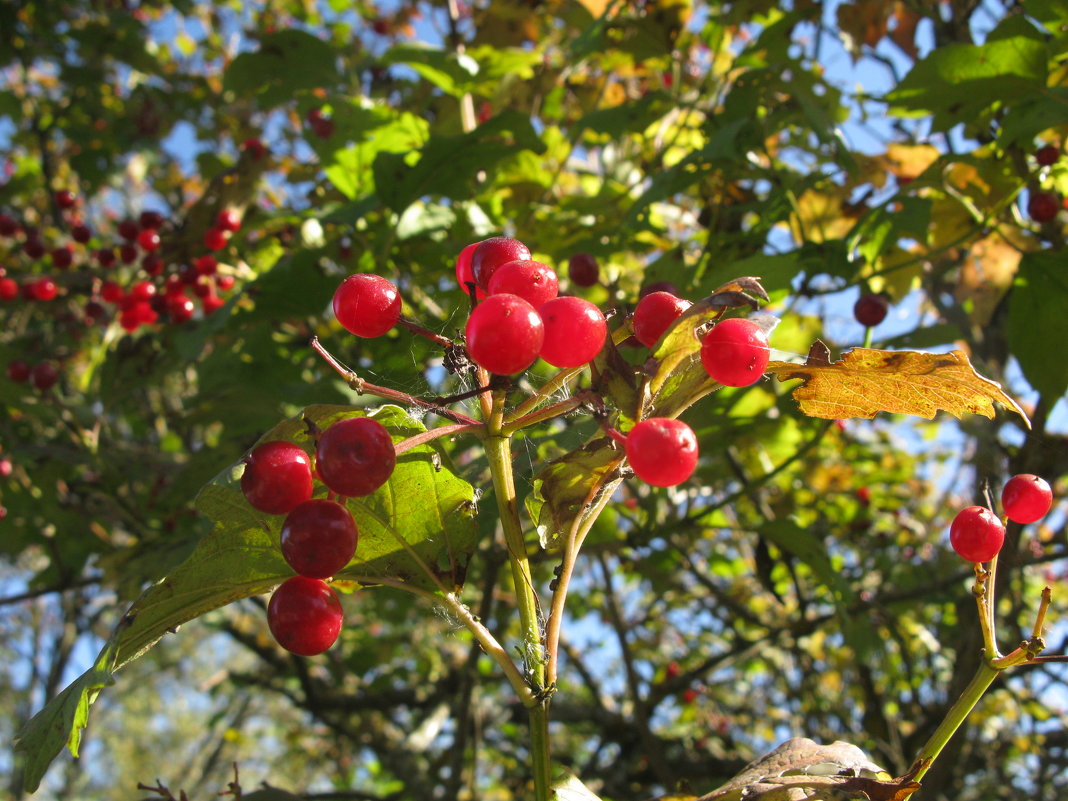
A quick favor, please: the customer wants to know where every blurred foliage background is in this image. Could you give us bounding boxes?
[1,0,1066,799]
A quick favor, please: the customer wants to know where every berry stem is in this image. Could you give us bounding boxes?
[393,423,483,457]
[310,337,479,425]
[397,316,453,347]
[501,390,596,437]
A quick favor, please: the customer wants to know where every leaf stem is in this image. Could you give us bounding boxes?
[397,316,453,347]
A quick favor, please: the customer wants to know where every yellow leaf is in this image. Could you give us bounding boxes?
[766,346,1028,426]
[790,189,857,244]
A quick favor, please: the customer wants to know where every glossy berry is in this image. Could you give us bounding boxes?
[700,318,770,387]
[241,440,314,515]
[454,241,486,300]
[0,278,17,300]
[281,499,359,579]
[625,418,699,487]
[632,291,693,347]
[316,416,396,498]
[568,252,599,287]
[54,190,76,209]
[137,228,161,252]
[949,506,1005,563]
[215,208,242,232]
[267,576,344,656]
[216,274,236,292]
[32,278,58,301]
[1001,474,1053,524]
[204,227,229,251]
[195,255,218,276]
[1035,145,1060,166]
[465,293,545,374]
[487,259,559,307]
[31,361,59,391]
[332,274,402,338]
[471,236,531,290]
[854,293,889,327]
[101,281,124,303]
[202,292,225,315]
[168,296,196,323]
[538,296,607,368]
[1027,191,1059,223]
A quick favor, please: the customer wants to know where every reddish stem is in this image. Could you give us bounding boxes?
[398,317,453,347]
[394,423,482,456]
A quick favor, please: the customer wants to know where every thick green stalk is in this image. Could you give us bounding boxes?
[528,701,553,799]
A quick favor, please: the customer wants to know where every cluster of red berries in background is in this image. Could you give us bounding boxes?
[1027,143,1063,223]
[241,416,397,656]
[949,474,1054,563]
[0,188,244,391]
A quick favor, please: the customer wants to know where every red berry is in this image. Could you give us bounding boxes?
[471,236,531,290]
[204,227,229,251]
[31,361,59,391]
[682,688,699,705]
[0,277,18,300]
[139,210,165,230]
[32,278,58,301]
[487,259,559,307]
[1001,474,1052,524]
[455,241,486,300]
[216,274,235,291]
[640,281,678,299]
[465,293,544,374]
[312,117,334,139]
[267,576,344,656]
[1027,191,1059,223]
[7,360,30,382]
[332,274,402,338]
[281,499,359,579]
[666,661,681,679]
[119,243,139,264]
[72,223,92,243]
[215,209,242,232]
[538,296,607,368]
[101,281,124,303]
[241,440,315,515]
[117,218,140,241]
[131,280,156,302]
[96,247,117,268]
[50,246,73,269]
[632,291,693,347]
[568,253,599,287]
[0,214,18,237]
[168,295,196,323]
[949,506,1005,563]
[315,417,396,498]
[201,292,225,315]
[241,137,268,160]
[854,293,889,327]
[700,318,770,387]
[23,238,45,259]
[137,228,161,252]
[54,190,76,209]
[142,254,163,276]
[1035,144,1060,166]
[195,255,218,275]
[625,418,699,487]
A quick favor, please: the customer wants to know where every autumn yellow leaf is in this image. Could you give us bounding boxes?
[766,346,1028,426]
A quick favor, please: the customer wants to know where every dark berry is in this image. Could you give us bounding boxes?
[315,417,396,498]
[568,253,599,287]
[1035,145,1060,166]
[854,293,889,327]
[1027,191,1059,223]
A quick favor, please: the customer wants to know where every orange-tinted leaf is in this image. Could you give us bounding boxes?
[766,348,1028,426]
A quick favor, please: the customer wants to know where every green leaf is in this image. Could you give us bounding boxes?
[324,111,429,200]
[576,90,676,137]
[372,110,546,213]
[552,769,605,800]
[1008,251,1068,402]
[381,42,479,96]
[526,436,625,548]
[887,36,1049,131]
[13,405,476,791]
[224,30,340,106]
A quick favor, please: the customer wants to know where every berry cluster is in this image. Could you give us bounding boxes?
[240,416,397,655]
[948,473,1054,563]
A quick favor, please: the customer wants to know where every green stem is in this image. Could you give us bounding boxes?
[909,660,999,783]
[528,702,552,801]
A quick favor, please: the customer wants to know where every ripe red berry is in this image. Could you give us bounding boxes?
[471,236,531,290]
[1035,144,1061,166]
[215,209,242,232]
[201,292,225,315]
[1027,190,1059,223]
[312,117,334,139]
[142,254,163,276]
[119,243,139,264]
[24,238,46,259]
[0,213,18,237]
[632,290,693,347]
[455,241,486,300]
[216,274,235,292]
[204,227,229,251]
[538,296,607,368]
[315,416,396,498]
[487,259,559,307]
[568,252,599,287]
[666,661,681,679]
[31,361,59,391]
[267,576,344,656]
[72,223,92,243]
[332,274,402,338]
[168,296,196,323]
[96,247,117,268]
[137,228,161,252]
[281,499,359,579]
[854,293,889,327]
[101,281,124,303]
[139,210,165,230]
[465,293,545,375]
[949,506,1005,563]
[700,318,770,387]
[625,417,699,487]
[0,277,18,300]
[682,688,699,705]
[241,440,315,515]
[54,190,76,209]
[32,278,59,301]
[118,218,140,241]
[195,255,218,275]
[241,137,268,160]
[7,360,30,382]
[131,280,156,302]
[1001,474,1052,524]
